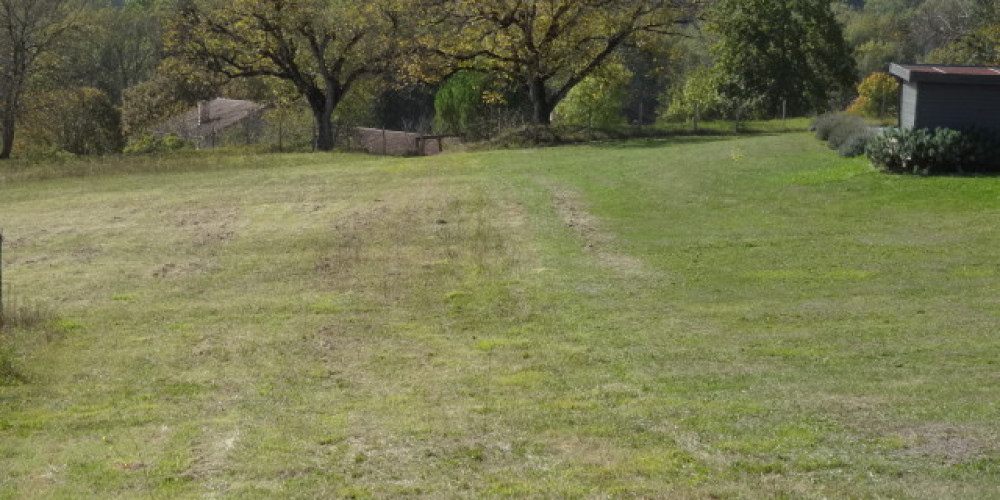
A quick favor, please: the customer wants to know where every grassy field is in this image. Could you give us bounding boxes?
[1,133,999,498]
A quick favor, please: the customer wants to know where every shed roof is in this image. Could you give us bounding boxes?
[890,63,1000,85]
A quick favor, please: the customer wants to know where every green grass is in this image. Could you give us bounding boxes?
[2,132,1000,498]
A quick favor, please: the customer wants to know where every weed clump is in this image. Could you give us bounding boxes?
[0,342,19,385]
[1,299,56,385]
[1,291,52,332]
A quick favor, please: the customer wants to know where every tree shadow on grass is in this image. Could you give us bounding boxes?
[478,123,801,151]
[605,134,741,149]
[603,130,792,150]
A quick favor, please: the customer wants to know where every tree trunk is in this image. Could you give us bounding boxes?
[529,78,553,126]
[310,101,336,152]
[0,105,15,160]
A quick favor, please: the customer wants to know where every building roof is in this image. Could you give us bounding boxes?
[156,98,268,143]
[890,63,1000,85]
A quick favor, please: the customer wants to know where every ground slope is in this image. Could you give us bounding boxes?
[1,134,999,498]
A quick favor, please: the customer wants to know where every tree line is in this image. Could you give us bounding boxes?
[0,0,997,158]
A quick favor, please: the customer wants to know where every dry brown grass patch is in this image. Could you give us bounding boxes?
[895,423,996,465]
[152,259,218,278]
[543,182,644,274]
[173,208,243,246]
[314,180,529,301]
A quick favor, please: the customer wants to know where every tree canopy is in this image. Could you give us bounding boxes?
[417,0,701,125]
[708,0,856,118]
[168,0,404,150]
[836,0,999,74]
[0,0,80,159]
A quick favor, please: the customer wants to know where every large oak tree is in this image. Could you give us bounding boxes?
[418,0,702,125]
[169,0,403,151]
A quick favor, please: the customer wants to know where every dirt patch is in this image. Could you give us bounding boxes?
[544,182,643,274]
[812,394,996,466]
[182,428,240,481]
[894,423,995,465]
[3,236,30,248]
[173,209,241,246]
[292,202,325,214]
[72,245,104,264]
[152,260,217,278]
[314,182,527,289]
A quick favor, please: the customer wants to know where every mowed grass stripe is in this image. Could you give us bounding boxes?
[2,133,999,497]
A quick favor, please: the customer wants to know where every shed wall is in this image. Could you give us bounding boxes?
[900,82,918,128]
[912,82,1000,134]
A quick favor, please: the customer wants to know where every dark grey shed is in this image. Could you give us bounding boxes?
[889,63,1000,134]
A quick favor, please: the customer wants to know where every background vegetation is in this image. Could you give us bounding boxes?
[1,0,998,158]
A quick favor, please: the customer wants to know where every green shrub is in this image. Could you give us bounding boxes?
[19,148,80,163]
[811,113,872,155]
[160,134,189,151]
[123,134,157,154]
[837,128,876,157]
[866,127,1000,175]
[124,134,192,155]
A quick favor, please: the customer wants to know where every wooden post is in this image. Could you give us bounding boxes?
[382,128,387,156]
[0,229,4,322]
[198,100,211,125]
[782,99,787,130]
[693,100,700,132]
[277,110,283,153]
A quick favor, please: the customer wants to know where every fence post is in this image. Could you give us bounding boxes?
[782,99,787,130]
[1,229,4,321]
[693,100,700,132]
[277,111,284,153]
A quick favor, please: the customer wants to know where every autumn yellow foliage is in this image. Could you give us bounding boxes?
[846,72,899,118]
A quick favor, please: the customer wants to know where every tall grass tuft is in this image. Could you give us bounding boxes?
[1,292,55,385]
[0,298,51,331]
[0,341,18,385]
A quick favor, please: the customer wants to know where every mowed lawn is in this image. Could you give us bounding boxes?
[1,133,999,498]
